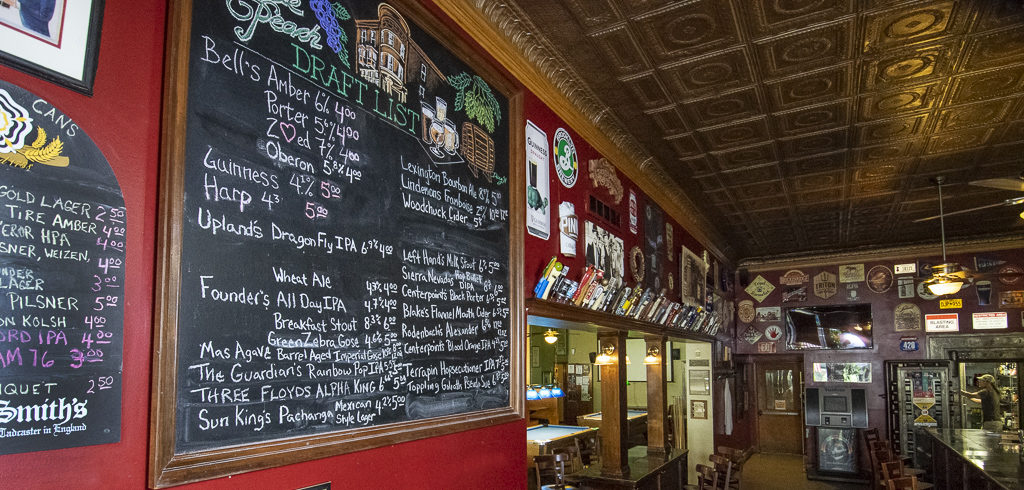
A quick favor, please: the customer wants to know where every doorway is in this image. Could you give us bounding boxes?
[958,360,1020,430]
[755,359,804,454]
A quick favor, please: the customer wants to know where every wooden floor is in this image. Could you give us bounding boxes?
[742,453,870,490]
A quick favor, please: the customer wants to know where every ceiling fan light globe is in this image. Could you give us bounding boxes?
[927,278,963,296]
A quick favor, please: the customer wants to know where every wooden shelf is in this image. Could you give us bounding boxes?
[525,298,716,341]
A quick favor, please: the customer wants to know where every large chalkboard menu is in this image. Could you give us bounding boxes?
[0,81,125,455]
[151,0,521,485]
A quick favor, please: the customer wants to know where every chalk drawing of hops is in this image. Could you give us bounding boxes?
[0,88,33,154]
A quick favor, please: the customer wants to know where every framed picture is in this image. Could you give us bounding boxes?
[531,346,540,368]
[0,0,104,94]
[691,400,707,419]
[688,369,710,395]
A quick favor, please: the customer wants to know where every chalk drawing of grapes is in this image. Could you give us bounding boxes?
[448,72,501,133]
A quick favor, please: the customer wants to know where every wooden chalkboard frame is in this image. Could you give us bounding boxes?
[148,0,524,486]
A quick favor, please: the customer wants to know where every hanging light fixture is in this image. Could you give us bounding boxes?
[643,346,661,365]
[922,176,965,296]
[543,329,559,344]
[538,386,553,399]
[526,386,540,400]
[548,385,565,398]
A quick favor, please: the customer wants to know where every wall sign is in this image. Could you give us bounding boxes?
[866,265,893,293]
[524,121,549,239]
[925,313,959,332]
[972,312,1008,330]
[939,299,962,309]
[151,1,519,485]
[737,300,755,323]
[894,263,916,274]
[742,325,763,344]
[745,275,775,303]
[756,341,776,353]
[999,291,1024,308]
[628,190,638,235]
[839,264,864,283]
[894,303,922,332]
[917,282,937,300]
[764,325,783,342]
[0,81,125,455]
[813,271,837,299]
[553,128,577,188]
[899,337,919,352]
[897,277,915,298]
[779,269,808,285]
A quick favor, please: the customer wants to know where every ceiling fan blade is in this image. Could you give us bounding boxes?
[911,200,1015,223]
[969,177,1024,192]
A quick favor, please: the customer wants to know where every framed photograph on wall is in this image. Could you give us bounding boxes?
[691,399,707,419]
[0,0,104,94]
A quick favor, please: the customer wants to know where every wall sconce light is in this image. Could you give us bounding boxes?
[594,342,615,365]
[543,329,559,344]
[644,346,661,365]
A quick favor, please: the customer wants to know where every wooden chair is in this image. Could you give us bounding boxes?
[717,446,753,489]
[871,440,926,481]
[576,433,598,467]
[708,453,734,490]
[554,443,582,474]
[684,463,720,490]
[886,476,920,490]
[881,459,933,489]
[533,453,578,490]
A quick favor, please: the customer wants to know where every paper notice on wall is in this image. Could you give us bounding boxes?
[972,312,1008,330]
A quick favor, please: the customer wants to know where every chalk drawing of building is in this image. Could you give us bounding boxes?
[355,3,446,104]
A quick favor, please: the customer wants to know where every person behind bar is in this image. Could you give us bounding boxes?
[962,374,1003,432]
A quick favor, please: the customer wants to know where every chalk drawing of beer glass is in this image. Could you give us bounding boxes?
[443,120,459,155]
[420,102,435,144]
[435,96,447,121]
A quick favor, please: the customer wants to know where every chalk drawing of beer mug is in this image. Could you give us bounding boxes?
[420,102,435,144]
[443,119,459,155]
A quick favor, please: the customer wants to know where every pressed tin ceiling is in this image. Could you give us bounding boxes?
[474,0,1024,260]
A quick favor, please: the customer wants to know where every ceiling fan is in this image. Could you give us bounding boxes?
[912,171,1024,223]
[917,175,1023,295]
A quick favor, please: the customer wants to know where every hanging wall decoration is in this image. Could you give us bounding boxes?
[866,265,893,293]
[525,120,550,239]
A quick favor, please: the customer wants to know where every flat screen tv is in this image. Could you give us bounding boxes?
[784,304,873,350]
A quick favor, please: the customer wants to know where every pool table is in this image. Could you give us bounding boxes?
[526,424,598,466]
[577,410,648,447]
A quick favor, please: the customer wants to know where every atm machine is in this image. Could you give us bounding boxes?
[805,387,867,477]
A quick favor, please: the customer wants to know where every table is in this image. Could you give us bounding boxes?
[565,446,687,490]
[526,424,598,467]
[921,428,1023,489]
[578,410,648,447]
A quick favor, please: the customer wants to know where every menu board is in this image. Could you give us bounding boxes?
[0,81,125,454]
[159,0,514,459]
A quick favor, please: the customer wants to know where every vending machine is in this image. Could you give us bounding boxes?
[884,360,953,460]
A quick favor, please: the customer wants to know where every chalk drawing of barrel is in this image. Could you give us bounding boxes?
[460,122,494,181]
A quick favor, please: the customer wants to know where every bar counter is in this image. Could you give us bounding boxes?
[922,428,1023,490]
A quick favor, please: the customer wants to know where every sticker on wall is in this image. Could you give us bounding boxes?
[559,201,577,256]
[894,303,922,331]
[742,325,763,344]
[899,336,919,352]
[524,121,550,239]
[779,269,809,285]
[972,312,1008,330]
[975,280,992,306]
[925,313,959,332]
[846,283,860,301]
[839,264,865,283]
[668,272,675,291]
[764,324,783,342]
[738,300,755,323]
[897,277,915,298]
[998,290,1024,308]
[866,265,893,293]
[0,81,125,456]
[588,157,623,204]
[894,263,917,275]
[628,190,638,235]
[814,271,838,299]
[553,128,578,188]
[666,222,674,262]
[998,265,1023,285]
[745,275,775,303]
[939,299,962,309]
[782,285,807,302]
[917,281,938,301]
[755,306,781,322]
[757,341,777,353]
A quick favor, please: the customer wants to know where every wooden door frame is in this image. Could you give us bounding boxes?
[752,355,805,454]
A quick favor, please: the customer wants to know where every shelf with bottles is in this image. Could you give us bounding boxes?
[529,256,723,338]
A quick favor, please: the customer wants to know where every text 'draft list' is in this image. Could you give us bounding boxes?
[177,5,510,450]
